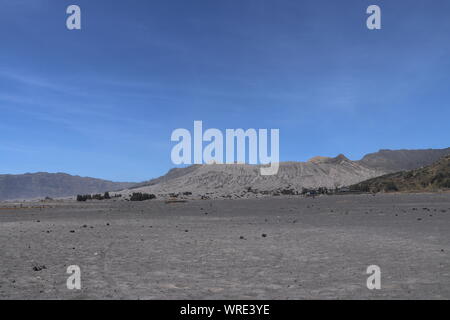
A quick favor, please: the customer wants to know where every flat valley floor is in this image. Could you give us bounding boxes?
[1,193,450,299]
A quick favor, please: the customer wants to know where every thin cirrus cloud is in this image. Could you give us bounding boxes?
[1,1,450,181]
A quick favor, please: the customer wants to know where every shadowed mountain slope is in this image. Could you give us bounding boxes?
[350,155,450,193]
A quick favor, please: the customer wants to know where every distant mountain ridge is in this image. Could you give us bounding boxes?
[1,147,449,201]
[358,148,450,172]
[0,172,135,201]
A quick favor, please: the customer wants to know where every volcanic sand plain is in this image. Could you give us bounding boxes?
[1,193,450,299]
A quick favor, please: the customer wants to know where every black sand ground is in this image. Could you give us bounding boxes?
[1,193,449,299]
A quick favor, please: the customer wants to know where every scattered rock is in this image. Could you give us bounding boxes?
[32,265,46,272]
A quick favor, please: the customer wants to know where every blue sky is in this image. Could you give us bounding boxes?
[1,0,449,182]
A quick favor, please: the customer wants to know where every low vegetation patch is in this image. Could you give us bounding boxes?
[129,192,156,201]
[76,192,121,201]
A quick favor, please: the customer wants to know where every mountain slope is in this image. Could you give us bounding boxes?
[129,165,201,190]
[120,148,450,199]
[121,155,384,198]
[0,173,136,201]
[350,155,450,193]
[358,148,450,172]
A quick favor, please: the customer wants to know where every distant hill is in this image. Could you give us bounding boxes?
[120,155,385,199]
[350,155,450,193]
[358,148,450,172]
[1,147,449,200]
[120,148,450,199]
[0,173,136,201]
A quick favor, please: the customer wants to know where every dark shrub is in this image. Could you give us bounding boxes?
[130,193,156,201]
[76,194,92,202]
[280,188,296,195]
[92,194,104,200]
[356,184,370,192]
[442,179,450,188]
[317,187,329,194]
[384,182,398,192]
